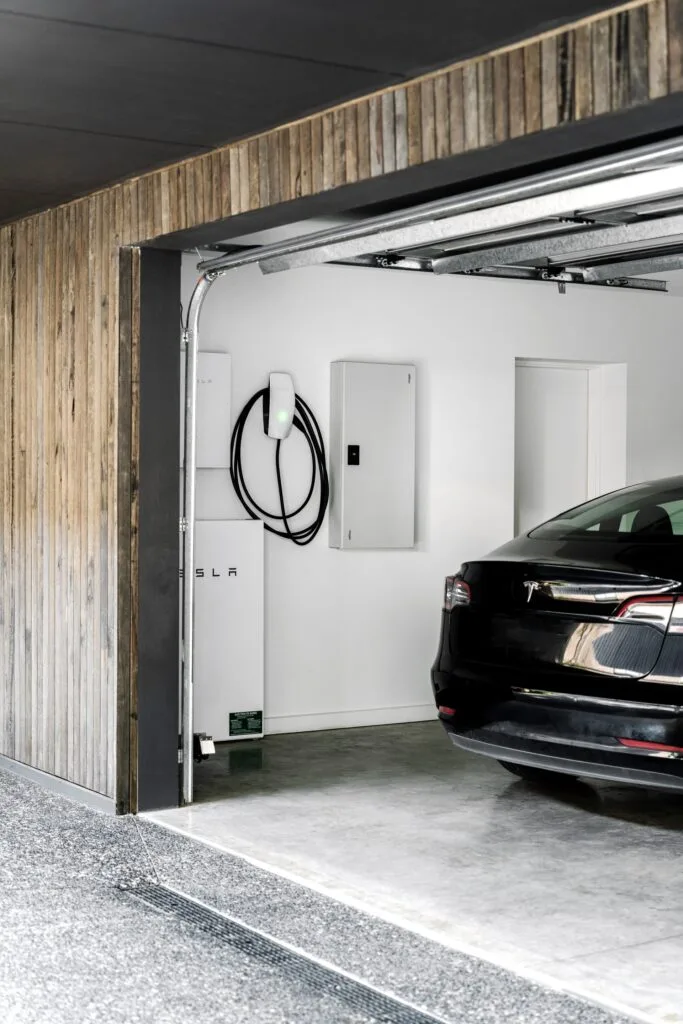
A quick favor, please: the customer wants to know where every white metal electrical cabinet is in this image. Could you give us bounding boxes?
[329,360,416,549]
[180,351,232,469]
[192,519,264,741]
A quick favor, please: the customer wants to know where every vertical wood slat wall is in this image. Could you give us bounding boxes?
[0,0,680,801]
[0,197,118,796]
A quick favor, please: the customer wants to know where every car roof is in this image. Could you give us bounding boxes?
[633,475,683,492]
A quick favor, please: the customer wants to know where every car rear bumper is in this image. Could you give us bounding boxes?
[434,674,683,789]
[445,726,683,791]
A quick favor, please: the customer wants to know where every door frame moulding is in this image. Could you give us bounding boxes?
[585,362,628,501]
[514,359,627,527]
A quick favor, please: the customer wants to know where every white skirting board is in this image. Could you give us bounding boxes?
[265,703,435,735]
[0,754,116,814]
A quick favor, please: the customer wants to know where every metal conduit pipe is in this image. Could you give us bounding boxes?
[198,135,683,277]
[180,272,216,805]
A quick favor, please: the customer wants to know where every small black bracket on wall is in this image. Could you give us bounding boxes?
[193,733,215,762]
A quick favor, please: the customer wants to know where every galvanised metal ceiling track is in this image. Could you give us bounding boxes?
[429,213,683,275]
[331,257,668,293]
[197,136,683,287]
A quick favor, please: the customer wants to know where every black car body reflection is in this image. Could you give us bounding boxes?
[432,476,683,790]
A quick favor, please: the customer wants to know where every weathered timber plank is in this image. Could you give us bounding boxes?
[394,88,409,170]
[649,0,668,98]
[421,79,437,162]
[434,74,450,159]
[524,43,542,133]
[541,36,559,128]
[477,59,495,146]
[508,48,526,138]
[357,100,371,181]
[369,95,383,176]
[448,68,465,154]
[668,0,683,91]
[574,25,593,120]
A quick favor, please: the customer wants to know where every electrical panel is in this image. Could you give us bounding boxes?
[192,519,264,741]
[329,361,416,550]
[180,351,231,469]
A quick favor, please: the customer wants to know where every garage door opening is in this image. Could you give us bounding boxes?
[144,135,683,1024]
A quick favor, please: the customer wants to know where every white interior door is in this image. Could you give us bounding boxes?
[514,363,590,535]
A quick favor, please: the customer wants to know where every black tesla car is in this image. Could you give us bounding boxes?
[432,476,683,790]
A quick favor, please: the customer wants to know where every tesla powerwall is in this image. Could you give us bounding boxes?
[191,519,265,741]
[329,360,416,549]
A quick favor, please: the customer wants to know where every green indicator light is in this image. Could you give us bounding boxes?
[276,409,290,423]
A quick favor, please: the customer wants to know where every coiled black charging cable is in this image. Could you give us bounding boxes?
[230,388,329,545]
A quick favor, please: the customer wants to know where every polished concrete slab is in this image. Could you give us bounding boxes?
[146,721,683,1024]
[0,759,630,1024]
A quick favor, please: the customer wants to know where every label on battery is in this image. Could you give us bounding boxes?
[228,710,263,737]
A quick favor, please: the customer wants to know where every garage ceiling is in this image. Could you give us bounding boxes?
[0,0,627,225]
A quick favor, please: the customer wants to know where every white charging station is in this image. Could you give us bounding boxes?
[329,360,416,549]
[267,372,295,440]
[191,519,265,741]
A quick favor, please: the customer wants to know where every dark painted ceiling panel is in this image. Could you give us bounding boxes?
[0,189,66,221]
[0,1,629,76]
[0,1,631,225]
[0,122,206,193]
[0,14,389,146]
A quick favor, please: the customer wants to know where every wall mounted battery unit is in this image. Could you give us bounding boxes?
[329,361,416,550]
[191,519,264,741]
[180,351,232,469]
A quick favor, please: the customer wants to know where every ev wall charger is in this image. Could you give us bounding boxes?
[232,371,329,545]
[266,372,295,440]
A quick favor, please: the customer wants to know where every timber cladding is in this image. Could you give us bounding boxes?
[0,0,680,805]
[0,196,118,797]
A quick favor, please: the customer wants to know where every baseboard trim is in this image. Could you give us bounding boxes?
[0,755,116,814]
[265,704,435,736]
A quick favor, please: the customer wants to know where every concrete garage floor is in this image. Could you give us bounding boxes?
[146,721,683,1024]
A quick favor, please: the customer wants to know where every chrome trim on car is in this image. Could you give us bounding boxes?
[449,734,683,789]
[511,688,683,714]
[523,578,678,604]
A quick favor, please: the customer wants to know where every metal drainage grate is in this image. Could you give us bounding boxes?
[123,880,449,1024]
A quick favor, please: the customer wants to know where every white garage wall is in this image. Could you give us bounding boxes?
[182,255,683,734]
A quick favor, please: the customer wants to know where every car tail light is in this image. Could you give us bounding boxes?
[618,738,683,754]
[444,576,471,611]
[615,595,675,628]
[438,706,456,717]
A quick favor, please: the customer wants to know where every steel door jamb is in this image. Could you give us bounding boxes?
[180,272,214,805]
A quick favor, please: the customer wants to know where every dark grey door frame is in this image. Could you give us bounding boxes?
[121,91,683,814]
[118,246,181,814]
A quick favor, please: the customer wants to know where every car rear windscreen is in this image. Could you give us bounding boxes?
[529,481,683,540]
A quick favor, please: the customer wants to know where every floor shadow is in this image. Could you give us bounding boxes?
[498,773,683,831]
[191,721,463,803]
[192,723,683,833]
